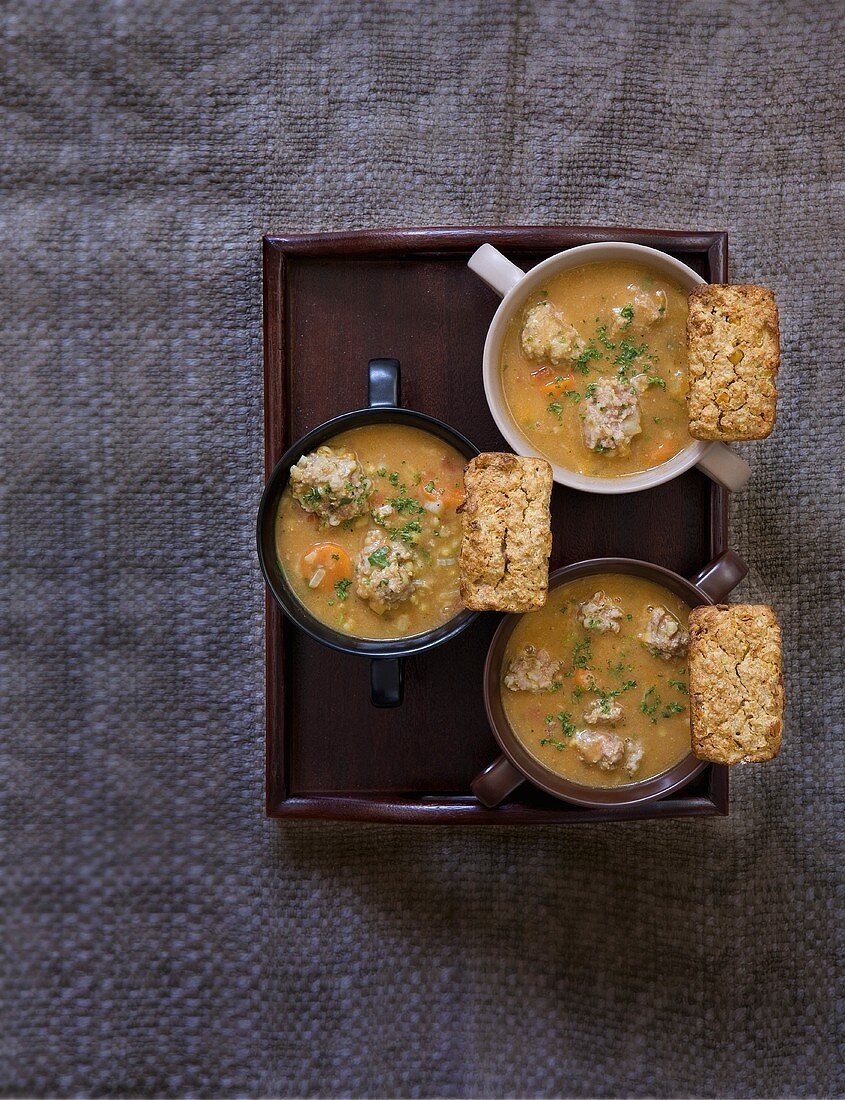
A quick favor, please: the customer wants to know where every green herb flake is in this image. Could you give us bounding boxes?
[647,375,666,389]
[367,547,391,568]
[334,578,351,601]
[661,701,686,718]
[669,678,689,694]
[548,401,564,419]
[388,472,399,486]
[574,340,602,375]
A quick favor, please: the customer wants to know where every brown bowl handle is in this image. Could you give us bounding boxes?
[471,754,526,808]
[689,549,749,603]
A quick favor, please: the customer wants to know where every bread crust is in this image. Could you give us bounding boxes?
[686,284,779,441]
[459,453,552,612]
[688,604,784,764]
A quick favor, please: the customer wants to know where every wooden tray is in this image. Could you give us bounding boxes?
[262,226,730,823]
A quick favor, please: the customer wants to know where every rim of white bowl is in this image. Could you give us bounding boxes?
[480,241,710,494]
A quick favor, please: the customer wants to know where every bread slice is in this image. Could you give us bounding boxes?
[459,453,552,613]
[687,284,779,440]
[688,604,784,764]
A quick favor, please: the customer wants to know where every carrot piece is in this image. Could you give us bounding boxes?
[543,371,576,396]
[421,476,463,511]
[573,668,593,690]
[300,543,352,589]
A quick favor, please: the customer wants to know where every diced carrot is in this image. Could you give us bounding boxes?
[421,476,463,511]
[300,543,352,589]
[573,668,592,690]
[543,371,576,396]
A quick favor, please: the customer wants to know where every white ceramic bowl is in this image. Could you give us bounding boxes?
[468,241,751,495]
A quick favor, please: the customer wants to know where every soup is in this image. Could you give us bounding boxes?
[275,424,466,640]
[500,261,692,477]
[501,573,692,787]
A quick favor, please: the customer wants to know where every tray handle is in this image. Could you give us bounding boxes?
[690,549,749,603]
[370,657,404,708]
[368,358,401,408]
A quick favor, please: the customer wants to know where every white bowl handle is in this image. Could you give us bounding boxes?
[694,442,752,492]
[468,243,525,298]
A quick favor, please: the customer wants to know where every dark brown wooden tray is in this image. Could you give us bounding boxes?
[262,226,730,823]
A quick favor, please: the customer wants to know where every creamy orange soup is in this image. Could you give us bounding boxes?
[501,573,692,788]
[500,261,692,477]
[275,424,466,640]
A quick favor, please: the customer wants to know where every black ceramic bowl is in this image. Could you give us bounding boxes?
[256,358,480,707]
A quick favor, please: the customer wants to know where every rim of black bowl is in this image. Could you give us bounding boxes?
[256,406,481,658]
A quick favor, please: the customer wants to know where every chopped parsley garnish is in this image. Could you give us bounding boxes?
[377,466,387,478]
[388,471,399,486]
[647,375,666,389]
[639,687,661,720]
[669,679,688,694]
[303,486,322,505]
[653,417,663,424]
[331,553,340,561]
[619,303,634,326]
[391,520,421,544]
[541,711,576,749]
[594,444,610,454]
[548,401,563,419]
[334,578,351,601]
[661,702,686,718]
[585,382,598,398]
[596,324,616,350]
[614,337,648,379]
[564,391,581,403]
[367,547,391,568]
[574,340,602,375]
[424,480,435,493]
[389,494,424,516]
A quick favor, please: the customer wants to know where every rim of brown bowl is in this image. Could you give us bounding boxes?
[482,557,713,809]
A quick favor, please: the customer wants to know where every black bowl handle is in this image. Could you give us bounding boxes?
[368,358,401,408]
[370,657,405,707]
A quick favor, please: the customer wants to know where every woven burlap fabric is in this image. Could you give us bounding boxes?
[2,0,843,1096]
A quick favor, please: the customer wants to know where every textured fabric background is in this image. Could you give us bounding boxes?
[1,0,843,1096]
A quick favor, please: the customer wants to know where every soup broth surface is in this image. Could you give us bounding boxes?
[500,261,692,477]
[275,423,466,640]
[501,573,692,788]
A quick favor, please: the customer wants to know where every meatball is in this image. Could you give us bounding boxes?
[582,374,647,455]
[613,285,667,331]
[573,728,626,770]
[503,646,561,692]
[577,591,624,634]
[584,697,623,725]
[521,301,587,365]
[574,729,643,776]
[623,738,644,776]
[289,446,372,526]
[354,529,417,614]
[638,605,689,659]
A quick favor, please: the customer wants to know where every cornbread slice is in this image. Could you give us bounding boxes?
[688,604,784,764]
[459,453,552,613]
[687,284,779,440]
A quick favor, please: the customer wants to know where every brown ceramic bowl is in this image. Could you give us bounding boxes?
[473,551,748,810]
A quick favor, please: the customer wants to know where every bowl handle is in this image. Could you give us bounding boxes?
[370,657,404,708]
[694,442,752,491]
[689,549,749,602]
[471,754,526,808]
[467,243,526,298]
[368,358,401,408]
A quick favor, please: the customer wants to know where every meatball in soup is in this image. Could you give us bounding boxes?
[275,424,466,640]
[500,261,692,477]
[501,573,692,788]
